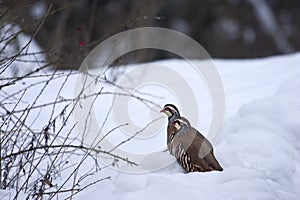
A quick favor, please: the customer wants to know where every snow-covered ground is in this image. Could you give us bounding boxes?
[1,53,300,199]
[72,53,300,200]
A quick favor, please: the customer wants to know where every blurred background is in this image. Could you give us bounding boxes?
[1,0,300,70]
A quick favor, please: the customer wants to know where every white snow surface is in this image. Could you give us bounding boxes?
[1,53,300,199]
[79,53,300,200]
[77,53,300,200]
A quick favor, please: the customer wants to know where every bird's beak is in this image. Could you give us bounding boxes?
[160,109,164,113]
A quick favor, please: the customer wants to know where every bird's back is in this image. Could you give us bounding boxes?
[172,124,223,172]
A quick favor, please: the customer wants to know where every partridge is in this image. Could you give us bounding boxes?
[161,104,223,172]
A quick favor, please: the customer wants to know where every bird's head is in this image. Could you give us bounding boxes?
[160,104,180,118]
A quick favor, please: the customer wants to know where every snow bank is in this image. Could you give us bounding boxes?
[71,53,300,200]
[1,52,300,199]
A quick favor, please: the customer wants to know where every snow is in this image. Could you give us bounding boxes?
[1,52,300,199]
[0,24,47,77]
[74,53,300,200]
[0,190,26,200]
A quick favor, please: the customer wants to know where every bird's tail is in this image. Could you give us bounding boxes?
[205,152,223,171]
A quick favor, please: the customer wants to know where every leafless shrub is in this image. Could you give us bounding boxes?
[0,64,134,199]
[0,3,154,200]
